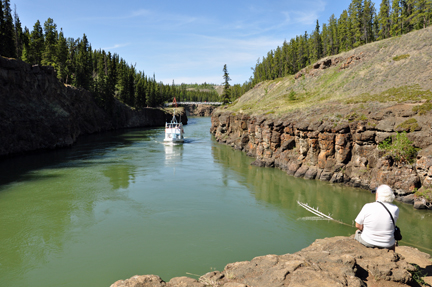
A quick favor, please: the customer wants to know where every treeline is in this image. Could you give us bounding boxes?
[230,0,432,100]
[176,83,220,102]
[0,0,219,109]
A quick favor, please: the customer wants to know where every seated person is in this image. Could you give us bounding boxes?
[354,184,399,250]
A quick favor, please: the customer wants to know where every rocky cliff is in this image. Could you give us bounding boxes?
[0,56,185,157]
[210,105,432,209]
[184,104,217,117]
[111,236,432,287]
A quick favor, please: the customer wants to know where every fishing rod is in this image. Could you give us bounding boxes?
[297,201,353,227]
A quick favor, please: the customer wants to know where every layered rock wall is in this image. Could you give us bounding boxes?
[210,108,432,209]
[184,104,216,117]
[0,56,183,157]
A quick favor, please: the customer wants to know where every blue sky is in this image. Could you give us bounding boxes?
[13,0,378,85]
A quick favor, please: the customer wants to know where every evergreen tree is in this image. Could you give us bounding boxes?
[328,14,339,55]
[28,20,44,64]
[378,0,391,39]
[221,64,231,104]
[73,34,92,90]
[41,18,57,65]
[348,0,363,47]
[390,0,402,35]
[1,0,16,57]
[55,28,68,82]
[338,10,350,51]
[411,0,431,29]
[363,0,376,43]
[13,4,22,59]
[313,20,323,61]
[20,26,29,61]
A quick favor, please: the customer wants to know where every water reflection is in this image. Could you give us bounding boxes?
[0,128,151,284]
[164,143,184,163]
[211,138,432,254]
[103,165,136,190]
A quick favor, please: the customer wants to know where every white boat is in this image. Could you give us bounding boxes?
[164,108,184,143]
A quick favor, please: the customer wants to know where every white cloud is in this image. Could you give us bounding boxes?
[102,43,130,50]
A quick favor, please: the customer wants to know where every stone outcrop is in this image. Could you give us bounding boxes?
[210,105,432,209]
[111,236,431,287]
[294,52,364,79]
[0,56,186,157]
[184,104,217,117]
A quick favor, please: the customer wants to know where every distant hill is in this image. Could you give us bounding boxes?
[224,26,432,116]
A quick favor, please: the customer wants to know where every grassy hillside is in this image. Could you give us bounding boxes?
[224,26,432,117]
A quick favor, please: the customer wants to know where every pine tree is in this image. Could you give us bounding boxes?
[221,64,231,104]
[390,0,402,36]
[28,20,44,64]
[55,28,68,82]
[13,4,23,59]
[41,18,57,65]
[338,10,349,52]
[313,20,323,61]
[328,14,339,55]
[1,0,16,57]
[363,0,376,43]
[73,34,92,90]
[378,0,391,39]
[411,0,431,29]
[349,0,363,47]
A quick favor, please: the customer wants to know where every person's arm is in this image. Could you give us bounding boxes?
[355,222,363,231]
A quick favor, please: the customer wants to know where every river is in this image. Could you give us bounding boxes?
[0,117,431,286]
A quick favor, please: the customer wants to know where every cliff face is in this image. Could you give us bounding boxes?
[0,56,184,157]
[210,105,432,209]
[184,104,216,117]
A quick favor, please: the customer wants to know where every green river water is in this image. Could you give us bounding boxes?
[0,117,431,286]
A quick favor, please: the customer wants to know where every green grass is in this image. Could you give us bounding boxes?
[393,54,410,61]
[396,118,419,132]
[346,85,432,104]
[415,189,432,202]
[413,100,432,115]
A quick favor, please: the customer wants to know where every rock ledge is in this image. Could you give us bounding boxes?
[111,236,431,287]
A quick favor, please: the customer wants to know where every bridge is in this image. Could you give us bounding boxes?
[164,102,222,106]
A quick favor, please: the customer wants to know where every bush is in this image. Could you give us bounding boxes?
[378,132,419,164]
[396,118,419,132]
[288,90,296,101]
[393,54,410,61]
[413,100,432,115]
[415,188,432,202]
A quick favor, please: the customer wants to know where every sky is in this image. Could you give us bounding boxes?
[12,0,378,85]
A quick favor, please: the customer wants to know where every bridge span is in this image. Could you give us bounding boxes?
[165,101,222,106]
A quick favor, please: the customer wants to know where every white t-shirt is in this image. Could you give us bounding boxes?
[355,201,399,248]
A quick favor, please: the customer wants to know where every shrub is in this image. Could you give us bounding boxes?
[393,54,410,61]
[288,90,296,101]
[396,118,419,132]
[415,188,432,202]
[413,100,432,115]
[378,132,419,164]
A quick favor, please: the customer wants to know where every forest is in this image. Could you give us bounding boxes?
[0,0,220,110]
[1,0,431,107]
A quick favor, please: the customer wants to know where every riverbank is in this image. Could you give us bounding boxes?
[210,106,432,209]
[111,236,432,287]
[0,56,186,158]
